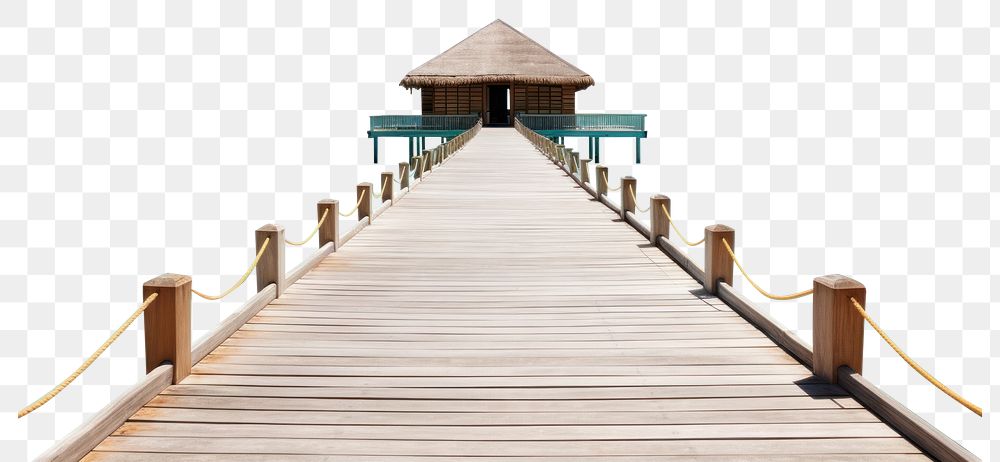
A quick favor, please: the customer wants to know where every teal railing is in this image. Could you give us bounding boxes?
[370,115,479,131]
[516,114,646,132]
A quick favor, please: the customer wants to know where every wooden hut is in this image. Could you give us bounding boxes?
[400,20,594,127]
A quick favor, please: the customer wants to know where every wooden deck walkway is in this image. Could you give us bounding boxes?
[85,128,926,460]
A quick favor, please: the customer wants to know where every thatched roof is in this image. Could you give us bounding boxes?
[400,20,594,91]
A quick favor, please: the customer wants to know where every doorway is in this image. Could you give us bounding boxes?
[486,85,509,126]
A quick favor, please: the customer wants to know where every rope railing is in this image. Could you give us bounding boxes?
[515,118,983,420]
[339,189,367,217]
[720,236,981,414]
[18,293,159,418]
[192,237,270,300]
[721,238,814,301]
[284,209,329,246]
[627,184,650,213]
[850,297,982,416]
[376,176,390,200]
[659,203,705,247]
[411,156,423,179]
[9,125,498,418]
[602,172,622,191]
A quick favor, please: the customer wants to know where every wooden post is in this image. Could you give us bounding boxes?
[316,199,338,249]
[812,275,866,384]
[649,195,671,244]
[398,162,409,189]
[580,158,591,183]
[142,274,191,383]
[555,145,564,164]
[703,225,735,294]
[413,156,423,179]
[569,151,579,175]
[255,224,286,295]
[422,150,432,173]
[380,172,394,203]
[596,165,608,196]
[357,182,373,221]
[620,176,636,218]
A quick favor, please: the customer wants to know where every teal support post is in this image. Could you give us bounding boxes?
[373,137,379,163]
[595,137,601,163]
[408,137,414,160]
[635,138,641,163]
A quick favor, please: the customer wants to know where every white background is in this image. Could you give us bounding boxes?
[0,0,994,459]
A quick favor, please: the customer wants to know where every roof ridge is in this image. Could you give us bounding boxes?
[400,20,594,90]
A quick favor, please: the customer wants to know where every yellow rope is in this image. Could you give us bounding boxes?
[849,297,982,416]
[284,209,329,246]
[411,157,423,178]
[339,189,367,217]
[659,203,706,246]
[721,238,814,301]
[18,293,159,418]
[192,237,270,300]
[376,176,390,199]
[627,185,650,213]
[602,172,622,192]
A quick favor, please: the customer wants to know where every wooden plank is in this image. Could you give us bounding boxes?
[198,351,801,366]
[180,373,824,388]
[114,421,897,440]
[226,329,767,342]
[158,383,851,400]
[35,365,173,462]
[93,437,924,456]
[203,346,792,359]
[146,395,860,412]
[85,454,932,462]
[189,362,811,377]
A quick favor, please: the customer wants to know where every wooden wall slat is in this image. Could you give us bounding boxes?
[420,84,576,116]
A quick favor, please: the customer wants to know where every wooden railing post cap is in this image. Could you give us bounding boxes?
[705,224,734,233]
[144,273,191,288]
[814,274,865,290]
[256,223,284,233]
[652,193,669,200]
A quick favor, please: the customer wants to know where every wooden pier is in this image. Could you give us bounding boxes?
[32,126,976,461]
